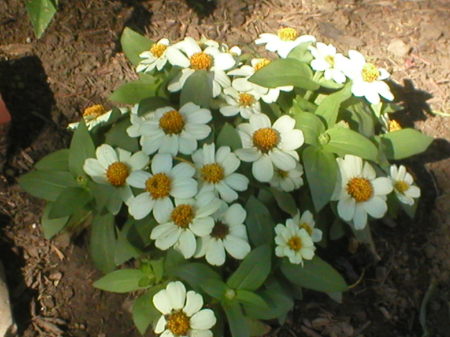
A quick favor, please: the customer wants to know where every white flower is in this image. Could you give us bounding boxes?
[126,153,197,222]
[308,42,347,84]
[389,164,420,205]
[219,81,262,119]
[126,103,156,138]
[166,37,236,97]
[68,105,127,130]
[150,193,221,259]
[236,114,304,182]
[255,27,316,58]
[291,210,322,243]
[83,144,148,213]
[192,143,249,203]
[269,162,304,192]
[153,281,216,337]
[139,103,212,156]
[342,50,394,104]
[333,155,393,229]
[136,38,170,73]
[274,221,315,265]
[195,203,251,266]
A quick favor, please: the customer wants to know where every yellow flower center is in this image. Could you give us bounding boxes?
[145,173,171,199]
[346,177,373,202]
[83,104,107,120]
[361,63,380,82]
[239,93,256,107]
[277,27,299,41]
[190,52,213,70]
[171,204,195,229]
[252,127,279,153]
[150,43,167,58]
[325,55,335,67]
[159,110,185,135]
[299,223,313,236]
[166,310,190,336]
[388,119,402,132]
[253,58,271,71]
[211,222,230,239]
[287,235,302,251]
[106,162,129,186]
[201,163,224,184]
[276,169,289,179]
[394,180,409,194]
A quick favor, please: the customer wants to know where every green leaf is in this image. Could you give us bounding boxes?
[132,286,163,335]
[109,78,160,104]
[48,187,91,219]
[120,27,152,66]
[222,302,250,337]
[216,123,242,151]
[247,319,271,337]
[18,170,77,201]
[323,127,379,162]
[227,245,271,291]
[25,0,57,38]
[344,99,375,138]
[180,70,213,108]
[41,202,69,239]
[69,120,95,177]
[104,118,139,152]
[315,83,352,127]
[90,213,116,273]
[245,197,274,246]
[93,269,147,293]
[302,146,337,211]
[270,188,298,216]
[138,97,170,116]
[200,278,228,299]
[286,42,314,63]
[173,263,221,290]
[281,256,347,292]
[249,58,319,91]
[380,128,433,160]
[114,221,143,265]
[236,290,269,309]
[293,111,325,146]
[35,149,69,171]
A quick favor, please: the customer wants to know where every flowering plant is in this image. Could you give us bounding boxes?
[19,27,432,336]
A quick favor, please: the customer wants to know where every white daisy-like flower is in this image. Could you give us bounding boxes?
[68,105,127,130]
[333,154,393,229]
[153,281,216,337]
[255,27,316,58]
[195,203,251,266]
[138,103,212,156]
[126,103,156,138]
[269,162,304,192]
[308,42,347,84]
[126,153,197,222]
[219,82,262,119]
[166,37,236,97]
[83,144,148,212]
[274,221,315,265]
[192,143,249,203]
[290,210,322,243]
[136,38,170,73]
[342,50,394,104]
[389,164,421,205]
[235,114,304,182]
[150,192,221,259]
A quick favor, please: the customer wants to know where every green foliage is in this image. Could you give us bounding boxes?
[379,128,433,159]
[109,76,161,104]
[69,120,95,177]
[216,123,242,150]
[132,286,163,335]
[90,213,116,273]
[34,149,69,171]
[245,197,274,246]
[93,269,149,293]
[293,111,325,146]
[41,203,69,239]
[315,83,352,127]
[223,301,250,337]
[48,187,92,218]
[18,170,77,201]
[120,27,152,66]
[25,0,58,38]
[180,70,213,108]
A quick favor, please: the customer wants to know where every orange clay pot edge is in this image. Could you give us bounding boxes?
[0,94,11,124]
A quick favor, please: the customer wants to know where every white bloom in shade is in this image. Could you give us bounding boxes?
[166,37,236,97]
[333,155,393,229]
[83,144,148,212]
[255,27,316,58]
[270,162,304,192]
[308,42,347,84]
[136,38,170,73]
[150,193,221,259]
[220,82,262,119]
[389,164,421,205]
[291,210,322,243]
[126,154,197,222]
[139,103,212,156]
[342,50,394,104]
[195,203,251,266]
[274,221,315,265]
[236,114,304,182]
[192,143,249,203]
[153,281,216,337]
[68,105,127,130]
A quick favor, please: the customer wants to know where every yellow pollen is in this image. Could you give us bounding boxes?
[277,28,299,41]
[190,52,213,70]
[150,43,167,58]
[201,163,224,184]
[239,93,256,107]
[346,177,373,202]
[388,119,402,132]
[171,204,195,229]
[325,55,335,67]
[159,110,185,135]
[106,162,129,186]
[166,310,190,336]
[394,180,409,194]
[253,58,271,71]
[211,222,230,239]
[145,173,171,199]
[288,236,302,251]
[361,63,380,82]
[299,223,313,236]
[83,104,107,120]
[252,128,279,153]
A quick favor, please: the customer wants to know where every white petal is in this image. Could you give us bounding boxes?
[235,148,261,162]
[205,240,226,266]
[183,291,203,317]
[97,144,118,167]
[225,204,246,225]
[128,151,149,170]
[372,177,393,195]
[273,115,295,133]
[223,236,250,259]
[253,156,273,182]
[152,153,173,173]
[224,174,248,191]
[364,196,387,219]
[216,183,238,202]
[190,330,213,337]
[128,193,154,219]
[171,179,197,199]
[178,230,197,258]
[155,316,167,334]
[153,289,172,315]
[172,162,195,179]
[353,204,368,229]
[190,217,214,236]
[126,170,150,188]
[270,149,297,171]
[190,309,217,330]
[166,47,190,68]
[166,281,186,310]
[337,197,355,221]
[154,198,174,223]
[83,159,106,181]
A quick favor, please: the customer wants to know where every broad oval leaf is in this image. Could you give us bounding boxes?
[201,278,228,299]
[104,118,139,152]
[109,78,160,104]
[120,27,152,66]
[35,149,69,171]
[173,263,221,291]
[93,269,147,293]
[41,202,69,240]
[245,196,274,246]
[293,111,325,146]
[270,188,298,216]
[90,213,116,273]
[380,128,433,160]
[180,70,213,108]
[216,123,242,151]
[222,301,250,337]
[235,290,269,310]
[48,187,92,219]
[315,83,352,127]
[132,286,163,335]
[69,120,95,177]
[18,170,77,201]
[25,0,57,38]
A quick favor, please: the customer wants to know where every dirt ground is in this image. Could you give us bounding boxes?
[0,0,449,336]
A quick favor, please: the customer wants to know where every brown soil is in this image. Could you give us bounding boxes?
[0,0,449,336]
